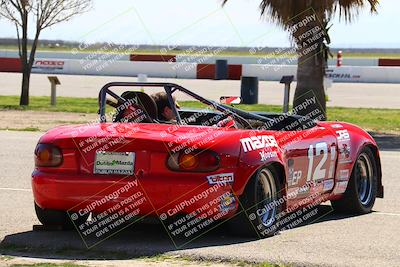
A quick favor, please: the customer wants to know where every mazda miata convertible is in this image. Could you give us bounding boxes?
[32,82,383,240]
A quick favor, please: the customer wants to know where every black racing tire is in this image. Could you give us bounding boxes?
[34,202,88,230]
[228,165,283,238]
[331,146,378,214]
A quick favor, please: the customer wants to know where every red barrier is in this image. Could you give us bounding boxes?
[378,59,400,67]
[197,64,215,79]
[0,57,22,72]
[228,65,242,80]
[197,64,242,80]
[130,54,176,62]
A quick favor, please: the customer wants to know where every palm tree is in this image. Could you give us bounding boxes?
[223,0,379,120]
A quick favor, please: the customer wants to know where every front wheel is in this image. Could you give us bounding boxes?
[228,165,283,237]
[331,146,378,214]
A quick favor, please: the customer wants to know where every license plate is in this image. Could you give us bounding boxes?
[94,152,135,175]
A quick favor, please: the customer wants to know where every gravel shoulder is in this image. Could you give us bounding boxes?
[0,110,97,132]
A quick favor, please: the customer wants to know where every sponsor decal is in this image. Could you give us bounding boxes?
[339,169,350,180]
[219,192,236,212]
[291,170,302,186]
[259,150,278,162]
[287,159,302,186]
[330,124,343,129]
[206,173,234,185]
[333,181,348,194]
[240,135,278,153]
[338,142,352,163]
[323,179,334,191]
[96,159,133,166]
[33,60,65,70]
[94,152,135,175]
[326,68,361,80]
[336,130,350,141]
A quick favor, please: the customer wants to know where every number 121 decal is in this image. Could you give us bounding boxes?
[306,142,336,181]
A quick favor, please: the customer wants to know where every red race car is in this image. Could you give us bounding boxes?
[32,82,383,243]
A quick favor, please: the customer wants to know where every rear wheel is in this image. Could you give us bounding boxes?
[228,165,283,237]
[331,147,378,214]
[34,203,88,229]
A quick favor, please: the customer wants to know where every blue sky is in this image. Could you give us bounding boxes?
[0,0,399,48]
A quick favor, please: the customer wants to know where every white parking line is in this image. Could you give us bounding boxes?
[0,187,31,192]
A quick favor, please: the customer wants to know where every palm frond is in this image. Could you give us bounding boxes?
[222,0,379,26]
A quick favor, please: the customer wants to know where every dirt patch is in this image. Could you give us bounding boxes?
[0,110,98,132]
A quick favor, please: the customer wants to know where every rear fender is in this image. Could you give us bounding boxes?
[331,122,383,198]
[232,132,286,197]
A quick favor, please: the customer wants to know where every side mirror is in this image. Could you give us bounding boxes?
[220,96,242,105]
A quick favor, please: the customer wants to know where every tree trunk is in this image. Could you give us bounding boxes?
[20,64,30,106]
[19,8,30,106]
[291,7,327,121]
[293,48,326,121]
[20,30,41,106]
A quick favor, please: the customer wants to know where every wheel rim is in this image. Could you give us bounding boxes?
[257,169,278,227]
[356,153,373,206]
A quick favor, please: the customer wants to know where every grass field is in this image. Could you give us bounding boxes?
[1,45,400,59]
[0,95,399,134]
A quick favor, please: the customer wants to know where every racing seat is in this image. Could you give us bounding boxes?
[114,91,158,123]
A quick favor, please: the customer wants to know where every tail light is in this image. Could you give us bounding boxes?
[35,144,63,167]
[167,150,220,172]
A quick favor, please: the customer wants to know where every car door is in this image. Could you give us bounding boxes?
[283,126,338,210]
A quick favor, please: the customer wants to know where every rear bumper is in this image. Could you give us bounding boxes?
[32,170,238,219]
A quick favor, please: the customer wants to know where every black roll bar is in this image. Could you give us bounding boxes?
[98,82,233,124]
[99,82,181,123]
[98,82,259,127]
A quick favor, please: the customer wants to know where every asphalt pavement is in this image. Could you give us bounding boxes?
[0,131,399,267]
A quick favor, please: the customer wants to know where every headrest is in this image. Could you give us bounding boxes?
[120,91,158,121]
